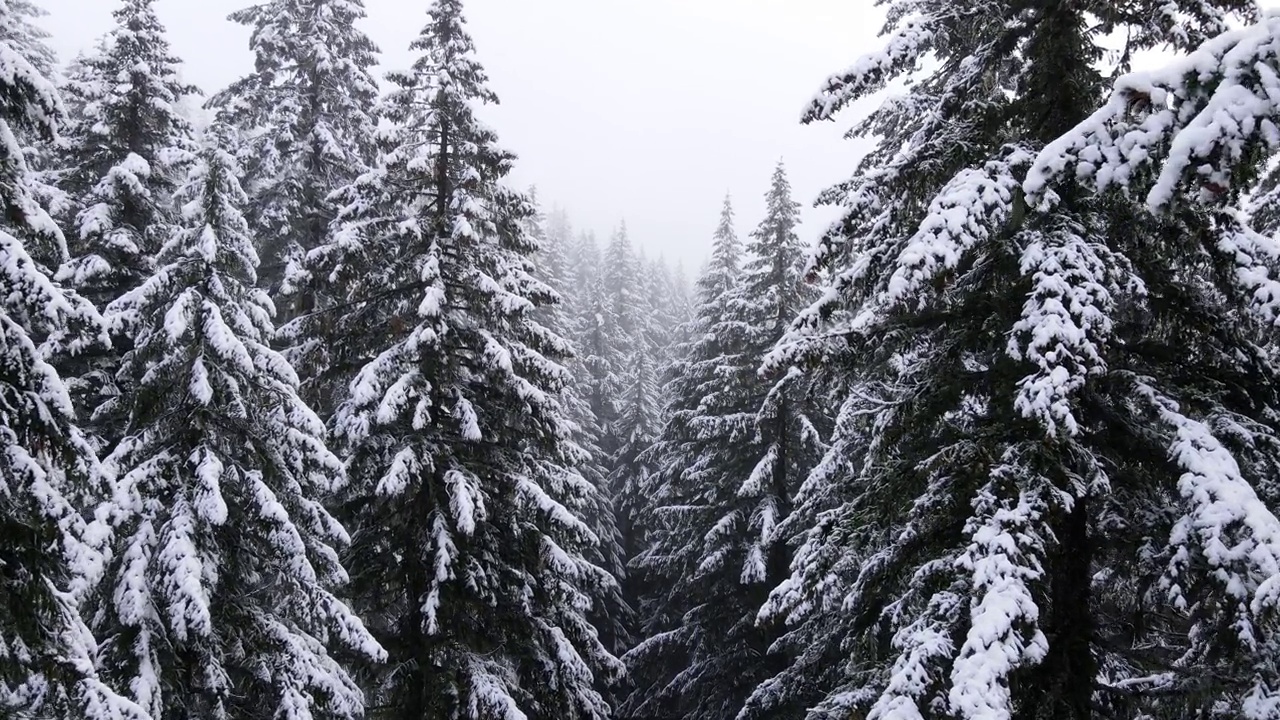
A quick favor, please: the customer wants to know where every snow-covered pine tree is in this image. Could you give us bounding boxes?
[570,228,604,299]
[1020,13,1280,716]
[624,168,828,720]
[90,126,384,720]
[0,0,64,270]
[662,260,696,371]
[528,195,631,661]
[0,0,56,170]
[607,342,660,606]
[0,16,146,718]
[53,43,110,144]
[295,1,623,716]
[209,0,380,306]
[603,222,649,357]
[620,197,741,720]
[574,233,627,461]
[0,0,54,77]
[53,0,198,449]
[645,254,690,374]
[566,231,634,656]
[747,2,1280,719]
[544,205,579,313]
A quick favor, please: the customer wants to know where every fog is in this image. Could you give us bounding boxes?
[42,0,880,268]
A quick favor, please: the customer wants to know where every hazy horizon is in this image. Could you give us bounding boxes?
[40,0,881,271]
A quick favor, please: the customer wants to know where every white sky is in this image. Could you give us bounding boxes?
[39,0,881,271]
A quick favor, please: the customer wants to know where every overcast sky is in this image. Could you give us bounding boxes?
[39,0,880,270]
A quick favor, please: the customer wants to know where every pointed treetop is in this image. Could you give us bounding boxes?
[755,161,801,239]
[399,0,496,106]
[106,0,193,87]
[701,194,741,301]
[65,0,198,175]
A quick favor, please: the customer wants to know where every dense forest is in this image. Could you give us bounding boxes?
[9,0,1280,719]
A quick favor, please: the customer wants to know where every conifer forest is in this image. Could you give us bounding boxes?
[17,0,1280,718]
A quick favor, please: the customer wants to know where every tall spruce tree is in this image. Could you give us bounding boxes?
[746,2,1280,720]
[90,128,384,719]
[528,196,632,683]
[0,15,145,718]
[645,255,691,374]
[209,0,381,305]
[1022,13,1280,717]
[619,197,741,720]
[624,168,828,720]
[292,1,623,716]
[603,222,648,358]
[574,231,626,461]
[53,0,197,449]
[608,343,660,605]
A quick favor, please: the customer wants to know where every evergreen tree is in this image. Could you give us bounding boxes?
[573,231,626,460]
[624,168,828,720]
[662,260,696,373]
[618,198,742,718]
[608,343,660,605]
[645,254,690,374]
[747,2,1280,720]
[1,0,57,180]
[91,129,384,720]
[603,222,648,355]
[295,1,623,716]
[0,17,145,718]
[53,0,198,448]
[544,205,578,312]
[528,196,632,674]
[0,0,55,77]
[210,0,381,304]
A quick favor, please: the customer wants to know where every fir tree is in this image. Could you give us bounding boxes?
[1,0,57,181]
[210,0,381,305]
[608,343,660,603]
[618,199,742,718]
[645,254,691,374]
[624,169,828,720]
[573,231,626,461]
[0,0,54,77]
[603,222,649,356]
[0,16,145,718]
[747,2,1280,720]
[90,128,384,719]
[53,0,198,449]
[528,195,632,676]
[295,1,623,716]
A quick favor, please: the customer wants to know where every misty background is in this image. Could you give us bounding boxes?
[41,0,880,270]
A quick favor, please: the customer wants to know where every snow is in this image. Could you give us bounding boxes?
[886,150,1030,310]
[867,591,961,720]
[192,447,227,524]
[378,446,420,497]
[804,14,933,123]
[1026,14,1280,213]
[447,467,481,535]
[156,503,214,642]
[1007,224,1115,437]
[949,474,1048,720]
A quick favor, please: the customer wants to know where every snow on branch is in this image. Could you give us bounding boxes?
[886,147,1032,310]
[865,590,961,720]
[1130,378,1280,665]
[1214,209,1280,325]
[948,460,1049,720]
[803,14,934,123]
[1008,218,1117,437]
[1026,14,1280,212]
